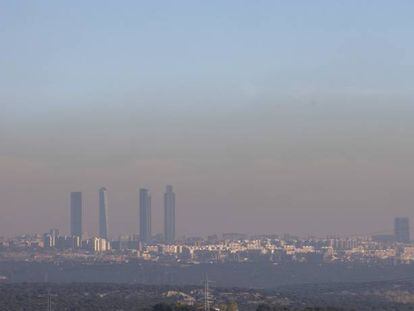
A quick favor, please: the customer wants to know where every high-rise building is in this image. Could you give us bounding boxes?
[70,192,82,238]
[394,217,410,243]
[139,188,151,243]
[99,187,108,239]
[164,185,176,244]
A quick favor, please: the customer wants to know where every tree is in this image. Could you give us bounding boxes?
[152,303,174,311]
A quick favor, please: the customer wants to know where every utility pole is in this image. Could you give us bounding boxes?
[204,274,210,311]
[47,289,52,311]
[39,288,55,311]
[46,289,55,311]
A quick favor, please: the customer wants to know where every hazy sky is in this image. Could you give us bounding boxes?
[1,1,414,238]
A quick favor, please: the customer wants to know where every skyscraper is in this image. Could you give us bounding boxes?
[164,185,176,244]
[139,188,151,243]
[99,187,108,239]
[70,192,82,238]
[394,217,410,243]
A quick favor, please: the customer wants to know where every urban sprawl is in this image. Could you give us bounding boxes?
[0,187,413,267]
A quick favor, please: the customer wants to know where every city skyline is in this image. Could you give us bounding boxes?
[67,186,176,242]
[2,2,414,309]
[62,187,410,242]
[1,184,413,239]
[1,1,414,238]
[1,184,412,239]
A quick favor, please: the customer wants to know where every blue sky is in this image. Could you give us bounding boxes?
[2,1,414,112]
[1,1,414,237]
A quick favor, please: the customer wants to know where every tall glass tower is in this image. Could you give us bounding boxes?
[164,185,176,244]
[139,188,151,243]
[394,217,410,243]
[70,192,82,238]
[99,187,108,239]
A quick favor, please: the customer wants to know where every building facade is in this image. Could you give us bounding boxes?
[70,192,82,238]
[139,188,151,243]
[395,217,410,243]
[99,187,108,239]
[164,185,176,244]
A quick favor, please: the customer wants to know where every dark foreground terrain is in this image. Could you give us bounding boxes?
[2,281,414,310]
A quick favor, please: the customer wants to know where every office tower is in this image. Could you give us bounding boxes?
[99,187,108,239]
[394,217,410,243]
[164,185,176,244]
[139,188,151,243]
[70,192,83,238]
